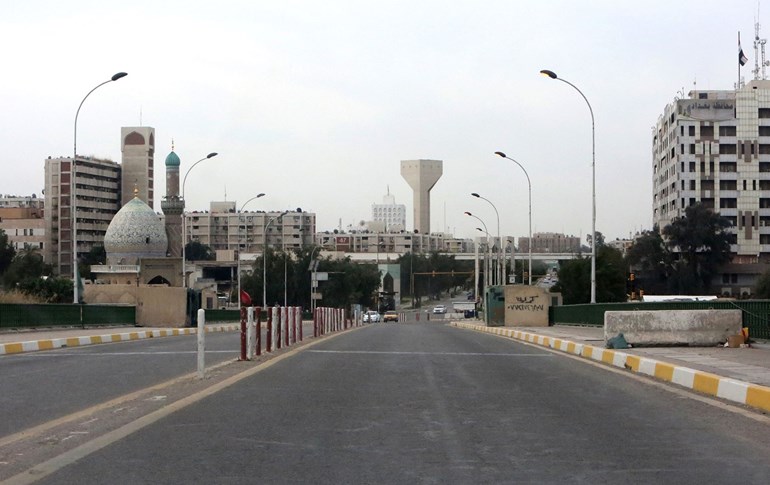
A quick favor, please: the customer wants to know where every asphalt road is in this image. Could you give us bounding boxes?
[0,330,243,437]
[32,323,770,484]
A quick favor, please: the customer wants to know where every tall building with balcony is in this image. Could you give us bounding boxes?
[652,79,770,296]
[44,156,121,276]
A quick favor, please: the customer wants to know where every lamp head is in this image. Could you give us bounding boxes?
[476,227,483,233]
[206,152,218,159]
[471,192,480,198]
[540,69,557,79]
[494,151,506,158]
[464,211,472,216]
[111,72,128,81]
[257,193,265,198]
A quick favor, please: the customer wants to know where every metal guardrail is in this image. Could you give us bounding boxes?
[0,303,136,328]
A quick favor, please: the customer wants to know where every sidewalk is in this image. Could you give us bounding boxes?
[451,322,770,414]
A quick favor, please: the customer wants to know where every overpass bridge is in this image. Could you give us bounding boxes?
[344,252,586,263]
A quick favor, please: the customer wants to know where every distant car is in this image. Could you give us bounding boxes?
[432,305,447,314]
[383,311,399,322]
[363,310,380,323]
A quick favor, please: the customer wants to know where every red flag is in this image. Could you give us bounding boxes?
[240,289,252,306]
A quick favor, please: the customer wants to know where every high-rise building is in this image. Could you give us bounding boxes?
[120,127,155,207]
[44,156,121,276]
[652,79,770,295]
[372,189,406,231]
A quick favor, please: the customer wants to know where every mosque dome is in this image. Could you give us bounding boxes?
[165,150,180,167]
[104,197,168,265]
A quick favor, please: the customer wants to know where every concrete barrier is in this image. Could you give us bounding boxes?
[604,310,742,346]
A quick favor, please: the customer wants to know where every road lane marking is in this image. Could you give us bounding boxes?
[3,327,357,484]
[307,350,552,357]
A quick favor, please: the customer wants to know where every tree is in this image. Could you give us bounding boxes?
[185,241,215,261]
[0,229,15,278]
[754,270,770,298]
[662,204,732,294]
[81,244,106,281]
[551,232,626,304]
[2,248,53,292]
[624,227,672,295]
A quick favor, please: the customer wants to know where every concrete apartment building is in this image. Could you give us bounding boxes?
[652,79,770,296]
[0,195,45,253]
[185,202,316,257]
[314,231,471,258]
[44,155,122,277]
[518,232,581,253]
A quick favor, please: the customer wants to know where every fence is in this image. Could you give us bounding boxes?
[551,300,770,340]
[0,303,136,328]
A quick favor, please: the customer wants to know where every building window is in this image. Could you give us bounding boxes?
[760,126,770,136]
[719,126,737,136]
[689,144,696,154]
[701,125,714,138]
[688,126,695,136]
[719,180,737,190]
[719,198,737,208]
[760,108,770,119]
[719,144,737,155]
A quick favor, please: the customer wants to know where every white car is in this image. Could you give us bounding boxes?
[432,305,447,314]
[363,311,380,323]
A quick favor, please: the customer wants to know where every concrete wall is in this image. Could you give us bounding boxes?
[604,310,742,346]
[504,285,551,327]
[84,285,186,327]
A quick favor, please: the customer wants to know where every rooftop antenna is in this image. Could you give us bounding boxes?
[753,9,770,80]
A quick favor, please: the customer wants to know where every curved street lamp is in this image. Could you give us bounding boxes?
[181,152,218,288]
[237,193,266,306]
[471,192,501,286]
[72,71,128,303]
[263,210,289,307]
[494,152,533,285]
[466,211,492,298]
[540,68,596,303]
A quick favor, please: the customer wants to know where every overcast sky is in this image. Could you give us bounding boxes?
[0,0,765,243]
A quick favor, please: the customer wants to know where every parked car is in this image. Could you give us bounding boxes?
[432,305,447,314]
[363,310,380,323]
[383,311,399,322]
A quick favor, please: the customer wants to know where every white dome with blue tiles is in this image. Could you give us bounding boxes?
[104,195,168,265]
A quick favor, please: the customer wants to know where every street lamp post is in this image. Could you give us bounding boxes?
[263,210,289,307]
[72,71,127,303]
[471,192,501,286]
[540,68,596,303]
[309,244,326,314]
[237,193,265,306]
[181,152,218,289]
[494,152,533,285]
[465,211,491,296]
[476,227,493,300]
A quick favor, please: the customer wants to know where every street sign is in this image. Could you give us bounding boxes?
[311,292,323,300]
[313,272,329,281]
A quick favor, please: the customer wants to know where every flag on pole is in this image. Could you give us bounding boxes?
[740,40,748,66]
[240,289,252,306]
